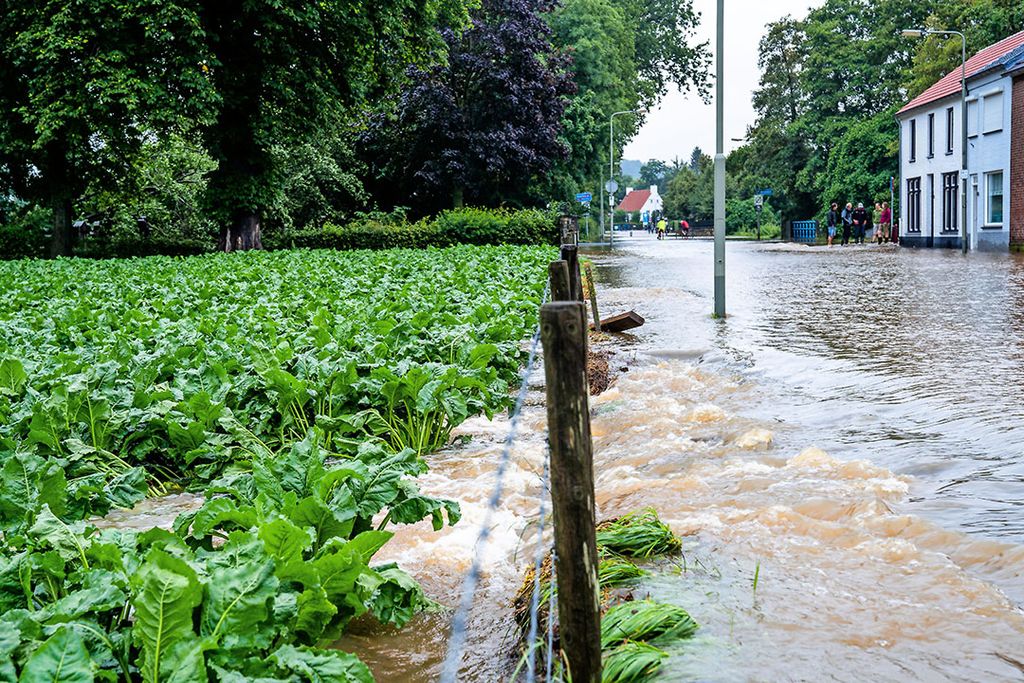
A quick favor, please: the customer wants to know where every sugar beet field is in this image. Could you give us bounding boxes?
[0,246,555,681]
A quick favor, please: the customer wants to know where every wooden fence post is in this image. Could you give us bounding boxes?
[559,245,583,303]
[583,263,601,332]
[549,260,571,302]
[540,302,601,683]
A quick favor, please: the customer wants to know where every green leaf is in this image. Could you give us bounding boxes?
[294,586,337,643]
[199,533,279,650]
[17,626,93,683]
[103,468,148,510]
[345,531,393,564]
[258,518,313,565]
[0,454,68,531]
[288,498,354,550]
[28,506,88,567]
[131,549,203,683]
[369,564,427,629]
[269,645,373,683]
[0,359,27,397]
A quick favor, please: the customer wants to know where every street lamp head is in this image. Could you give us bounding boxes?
[901,29,927,38]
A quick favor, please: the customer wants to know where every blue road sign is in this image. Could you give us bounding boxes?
[758,188,774,197]
[575,192,593,203]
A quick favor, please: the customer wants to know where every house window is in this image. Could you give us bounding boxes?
[928,113,935,157]
[907,177,921,232]
[983,93,1003,133]
[987,172,1004,225]
[942,172,959,232]
[946,107,955,154]
[909,119,917,162]
[928,174,935,232]
[967,100,979,137]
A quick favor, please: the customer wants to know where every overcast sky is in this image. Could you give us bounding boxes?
[623,0,821,163]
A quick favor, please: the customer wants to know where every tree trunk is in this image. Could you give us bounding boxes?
[452,187,464,209]
[49,199,74,258]
[218,212,263,252]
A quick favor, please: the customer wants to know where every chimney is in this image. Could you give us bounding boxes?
[650,185,659,196]
[626,187,634,195]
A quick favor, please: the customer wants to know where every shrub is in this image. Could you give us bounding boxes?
[0,205,50,260]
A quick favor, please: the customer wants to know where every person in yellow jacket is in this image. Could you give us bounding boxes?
[656,217,667,240]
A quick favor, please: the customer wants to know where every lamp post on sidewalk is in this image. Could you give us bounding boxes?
[713,0,726,317]
[607,110,640,245]
[902,28,968,254]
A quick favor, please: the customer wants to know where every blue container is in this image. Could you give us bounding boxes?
[792,220,818,244]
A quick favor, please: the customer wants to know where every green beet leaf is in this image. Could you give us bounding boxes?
[198,533,279,650]
[269,645,373,683]
[17,626,93,683]
[130,549,203,683]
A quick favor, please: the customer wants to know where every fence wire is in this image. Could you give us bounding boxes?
[525,450,551,682]
[439,281,550,683]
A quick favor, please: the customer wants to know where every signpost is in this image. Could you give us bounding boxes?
[605,180,619,245]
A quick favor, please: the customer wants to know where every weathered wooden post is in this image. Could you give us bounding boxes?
[559,245,583,303]
[549,260,571,303]
[583,263,601,332]
[541,302,601,683]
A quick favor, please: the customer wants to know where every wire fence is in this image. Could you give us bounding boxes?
[439,281,554,683]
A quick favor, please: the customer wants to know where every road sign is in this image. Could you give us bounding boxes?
[605,180,619,194]
[575,192,593,203]
[754,194,764,207]
[757,188,774,197]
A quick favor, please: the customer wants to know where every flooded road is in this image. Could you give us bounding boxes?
[348,235,1024,682]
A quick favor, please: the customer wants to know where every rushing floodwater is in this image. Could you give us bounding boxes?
[112,236,1024,680]
[347,236,1024,682]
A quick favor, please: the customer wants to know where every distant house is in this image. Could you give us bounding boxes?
[616,185,663,223]
[897,31,1024,251]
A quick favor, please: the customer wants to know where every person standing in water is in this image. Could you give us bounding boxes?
[841,203,853,246]
[852,203,869,245]
[878,202,892,243]
[826,202,840,247]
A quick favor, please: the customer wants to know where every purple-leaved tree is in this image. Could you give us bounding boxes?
[365,0,576,211]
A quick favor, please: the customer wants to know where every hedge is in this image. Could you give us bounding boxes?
[2,207,560,259]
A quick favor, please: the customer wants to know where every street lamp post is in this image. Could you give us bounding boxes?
[608,110,640,245]
[713,0,726,317]
[902,28,968,254]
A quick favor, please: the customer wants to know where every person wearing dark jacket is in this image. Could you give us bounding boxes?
[840,203,853,246]
[826,203,840,247]
[852,203,869,244]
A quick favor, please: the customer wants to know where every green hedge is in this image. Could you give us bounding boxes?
[267,207,559,251]
[3,207,559,259]
[0,206,49,259]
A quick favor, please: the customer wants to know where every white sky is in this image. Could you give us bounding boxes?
[623,0,822,163]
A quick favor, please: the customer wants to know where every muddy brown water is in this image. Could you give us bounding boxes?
[114,236,1024,681]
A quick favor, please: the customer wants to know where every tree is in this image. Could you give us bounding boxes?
[639,159,671,190]
[367,0,576,211]
[0,1,214,256]
[196,0,470,250]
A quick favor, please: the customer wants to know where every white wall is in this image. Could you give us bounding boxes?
[898,94,963,246]
[966,71,1012,251]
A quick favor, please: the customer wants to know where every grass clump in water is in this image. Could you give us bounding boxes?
[599,555,648,589]
[596,508,682,558]
[601,600,699,649]
[602,641,668,683]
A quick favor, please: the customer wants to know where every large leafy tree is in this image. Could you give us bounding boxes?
[197,0,469,250]
[0,0,213,257]
[542,0,710,203]
[366,0,576,211]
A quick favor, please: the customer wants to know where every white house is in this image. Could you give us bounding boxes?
[897,31,1024,251]
[616,185,663,223]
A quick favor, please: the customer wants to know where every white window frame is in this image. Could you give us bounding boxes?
[967,99,980,138]
[982,91,1004,134]
[985,171,1004,226]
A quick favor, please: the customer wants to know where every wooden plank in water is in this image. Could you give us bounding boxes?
[592,310,644,333]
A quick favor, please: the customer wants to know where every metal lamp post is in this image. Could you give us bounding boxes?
[713,0,726,317]
[607,110,640,245]
[902,28,968,254]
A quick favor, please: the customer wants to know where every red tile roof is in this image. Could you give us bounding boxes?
[617,189,651,213]
[899,30,1024,116]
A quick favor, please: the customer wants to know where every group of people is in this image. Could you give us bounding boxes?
[826,201,892,247]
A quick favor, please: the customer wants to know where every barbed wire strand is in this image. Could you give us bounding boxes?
[545,549,558,683]
[439,281,550,683]
[525,449,551,682]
